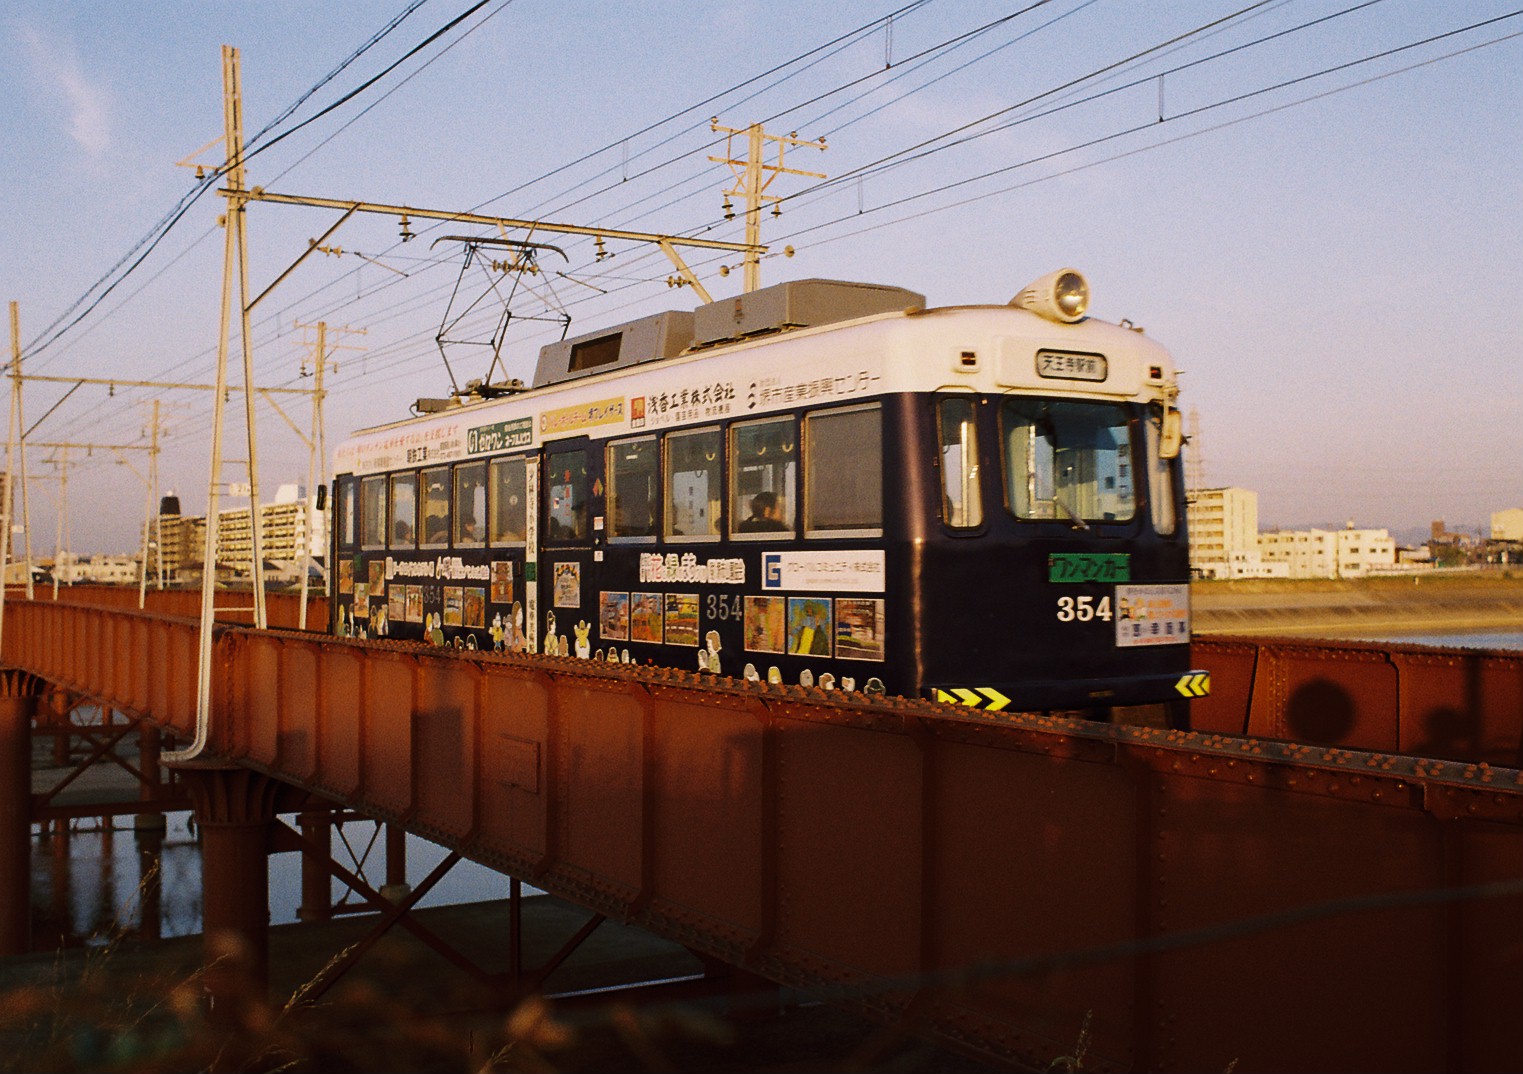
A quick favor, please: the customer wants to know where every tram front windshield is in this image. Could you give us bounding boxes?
[1002,398,1134,525]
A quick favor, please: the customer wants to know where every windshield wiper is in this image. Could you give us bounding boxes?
[1051,491,1090,532]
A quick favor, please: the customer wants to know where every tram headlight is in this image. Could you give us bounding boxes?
[1011,268,1090,324]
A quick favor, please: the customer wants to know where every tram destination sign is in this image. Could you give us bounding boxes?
[1035,349,1107,382]
[467,417,533,454]
[1047,552,1130,583]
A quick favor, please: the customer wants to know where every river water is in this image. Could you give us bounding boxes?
[27,624,1523,947]
[29,812,518,949]
[1347,628,1523,650]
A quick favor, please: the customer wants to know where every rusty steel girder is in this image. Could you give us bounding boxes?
[4,601,1523,1072]
[10,583,324,630]
[1194,635,1523,767]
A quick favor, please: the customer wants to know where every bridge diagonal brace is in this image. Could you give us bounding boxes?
[34,720,140,806]
[519,911,607,993]
[271,823,493,1004]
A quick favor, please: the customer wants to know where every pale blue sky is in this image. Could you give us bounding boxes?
[2,0,1519,552]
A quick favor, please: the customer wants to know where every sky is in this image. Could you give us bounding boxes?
[1,0,1519,554]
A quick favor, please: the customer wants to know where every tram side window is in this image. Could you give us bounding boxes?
[607,437,658,539]
[665,427,721,540]
[420,466,450,547]
[804,405,882,536]
[336,477,358,550]
[730,417,796,536]
[1001,398,1135,524]
[390,472,417,548]
[938,397,983,529]
[545,448,589,541]
[454,461,486,546]
[360,475,387,548]
[489,457,528,545]
[1145,404,1178,536]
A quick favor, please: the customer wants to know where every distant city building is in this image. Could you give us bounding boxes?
[149,483,325,582]
[1187,487,1283,578]
[1258,523,1397,579]
[1492,508,1523,543]
[1488,508,1523,565]
[52,551,139,585]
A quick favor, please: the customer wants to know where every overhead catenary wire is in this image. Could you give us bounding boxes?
[26,3,1523,490]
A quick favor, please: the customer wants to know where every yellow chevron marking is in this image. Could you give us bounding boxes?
[1175,672,1211,698]
[980,688,1011,711]
[935,689,960,704]
[952,688,983,706]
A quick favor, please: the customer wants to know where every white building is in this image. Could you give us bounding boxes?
[51,551,140,585]
[1188,487,1283,578]
[1493,508,1523,542]
[1258,524,1397,579]
[151,483,326,581]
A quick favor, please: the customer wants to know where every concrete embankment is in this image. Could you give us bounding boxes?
[1191,573,1523,639]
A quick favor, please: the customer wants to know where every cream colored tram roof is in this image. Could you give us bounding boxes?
[334,302,1177,474]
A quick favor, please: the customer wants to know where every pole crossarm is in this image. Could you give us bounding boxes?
[16,373,311,396]
[226,188,760,255]
[27,442,154,452]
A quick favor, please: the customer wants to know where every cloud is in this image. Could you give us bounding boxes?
[14,18,110,157]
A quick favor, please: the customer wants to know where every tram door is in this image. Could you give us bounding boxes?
[539,440,595,655]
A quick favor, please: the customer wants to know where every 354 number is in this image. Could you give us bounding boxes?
[706,594,741,621]
[1056,595,1112,622]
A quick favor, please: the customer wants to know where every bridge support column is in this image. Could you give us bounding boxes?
[0,671,42,956]
[180,767,280,1015]
[134,724,168,832]
[295,809,333,922]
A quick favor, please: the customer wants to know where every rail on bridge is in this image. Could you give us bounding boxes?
[3,598,1522,1072]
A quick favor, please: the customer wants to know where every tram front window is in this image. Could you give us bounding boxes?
[1001,398,1134,525]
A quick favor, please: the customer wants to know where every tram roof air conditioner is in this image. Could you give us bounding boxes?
[1010,268,1089,324]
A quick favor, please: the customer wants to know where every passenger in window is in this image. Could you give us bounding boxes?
[393,519,413,544]
[425,515,449,544]
[738,491,788,532]
[459,515,482,542]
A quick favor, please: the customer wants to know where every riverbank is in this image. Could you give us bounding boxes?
[1191,572,1523,639]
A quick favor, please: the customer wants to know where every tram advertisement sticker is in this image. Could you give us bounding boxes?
[630,593,662,643]
[663,593,699,646]
[835,598,886,662]
[787,598,833,657]
[553,562,581,608]
[743,596,786,654]
[490,560,513,604]
[466,417,532,454]
[1115,584,1190,647]
[600,592,630,641]
[761,550,885,593]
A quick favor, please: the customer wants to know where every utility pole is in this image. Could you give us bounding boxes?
[6,304,35,601]
[48,446,71,598]
[137,400,162,608]
[292,320,362,630]
[709,119,826,293]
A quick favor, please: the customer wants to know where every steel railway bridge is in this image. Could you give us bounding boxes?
[2,586,1520,1072]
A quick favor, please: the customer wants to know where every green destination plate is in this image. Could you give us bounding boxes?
[1047,553,1130,583]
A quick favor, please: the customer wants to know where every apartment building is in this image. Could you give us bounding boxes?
[1187,487,1282,578]
[150,483,324,581]
[1258,524,1397,579]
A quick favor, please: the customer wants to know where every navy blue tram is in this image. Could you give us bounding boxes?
[329,271,1209,721]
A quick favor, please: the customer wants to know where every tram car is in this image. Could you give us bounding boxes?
[330,269,1209,721]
